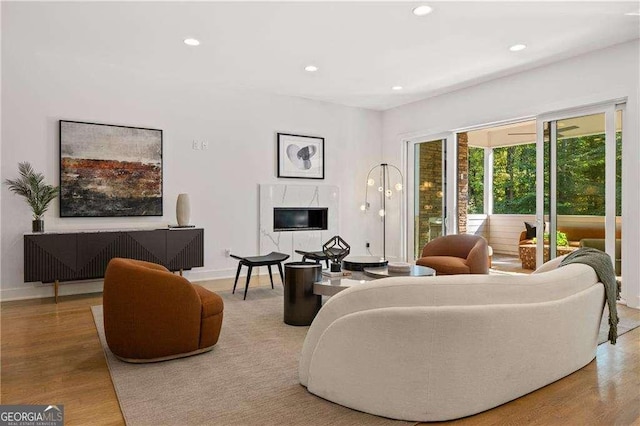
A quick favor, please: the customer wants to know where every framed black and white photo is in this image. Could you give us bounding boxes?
[277,133,324,179]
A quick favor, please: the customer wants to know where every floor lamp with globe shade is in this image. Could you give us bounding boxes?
[360,163,404,261]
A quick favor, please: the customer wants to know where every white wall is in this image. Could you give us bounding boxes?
[383,40,640,308]
[1,39,383,300]
[467,214,489,239]
[487,214,534,256]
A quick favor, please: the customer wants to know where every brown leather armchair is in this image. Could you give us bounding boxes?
[103,258,223,363]
[416,234,489,275]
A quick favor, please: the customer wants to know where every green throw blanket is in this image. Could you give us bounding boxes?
[559,247,619,344]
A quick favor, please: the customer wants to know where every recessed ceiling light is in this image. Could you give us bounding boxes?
[509,44,527,52]
[412,5,433,16]
[304,65,319,72]
[392,86,403,91]
[625,11,640,16]
[184,38,200,46]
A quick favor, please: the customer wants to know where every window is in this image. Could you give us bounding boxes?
[464,114,621,216]
[553,113,622,216]
[492,143,536,214]
[468,147,484,214]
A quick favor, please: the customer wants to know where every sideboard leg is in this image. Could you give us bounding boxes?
[54,279,59,304]
[179,269,183,276]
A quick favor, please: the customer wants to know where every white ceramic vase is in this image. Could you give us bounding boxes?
[176,193,191,226]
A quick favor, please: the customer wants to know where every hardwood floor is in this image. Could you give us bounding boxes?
[490,253,532,275]
[1,293,123,425]
[1,277,639,425]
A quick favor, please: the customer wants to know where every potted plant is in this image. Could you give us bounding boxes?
[4,162,59,232]
[533,231,569,247]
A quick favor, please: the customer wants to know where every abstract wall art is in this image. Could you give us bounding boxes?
[59,120,163,217]
[277,133,324,179]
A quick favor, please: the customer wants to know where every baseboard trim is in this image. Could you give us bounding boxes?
[624,295,640,309]
[0,280,104,302]
[185,268,238,282]
[0,267,275,302]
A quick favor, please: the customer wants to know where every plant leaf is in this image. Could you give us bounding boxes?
[3,162,58,220]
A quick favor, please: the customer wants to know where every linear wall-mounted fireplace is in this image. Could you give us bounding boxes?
[273,207,328,232]
[260,184,339,254]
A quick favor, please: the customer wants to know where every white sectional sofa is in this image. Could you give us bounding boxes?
[299,257,605,422]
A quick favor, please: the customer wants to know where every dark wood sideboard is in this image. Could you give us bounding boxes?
[24,228,204,302]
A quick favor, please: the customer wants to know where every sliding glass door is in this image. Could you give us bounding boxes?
[536,104,621,276]
[407,138,448,260]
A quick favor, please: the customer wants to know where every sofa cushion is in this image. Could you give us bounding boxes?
[416,256,470,275]
[193,284,224,317]
[191,285,224,349]
[524,222,537,239]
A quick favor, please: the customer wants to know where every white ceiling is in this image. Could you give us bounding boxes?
[3,1,639,111]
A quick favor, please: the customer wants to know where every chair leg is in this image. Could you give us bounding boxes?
[325,259,329,268]
[277,262,284,285]
[232,262,242,294]
[243,266,253,300]
[267,265,275,289]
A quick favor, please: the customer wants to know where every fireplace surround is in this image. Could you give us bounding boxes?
[260,184,339,258]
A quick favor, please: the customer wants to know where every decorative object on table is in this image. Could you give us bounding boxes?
[320,269,352,278]
[277,133,324,179]
[360,163,404,260]
[176,193,191,226]
[387,261,412,273]
[4,162,59,232]
[322,235,351,272]
[59,120,162,217]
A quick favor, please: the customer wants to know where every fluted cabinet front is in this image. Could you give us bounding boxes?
[24,228,204,283]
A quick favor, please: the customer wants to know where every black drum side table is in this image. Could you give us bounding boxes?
[283,262,322,326]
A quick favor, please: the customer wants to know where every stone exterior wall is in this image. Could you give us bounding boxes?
[457,132,469,234]
[415,141,444,256]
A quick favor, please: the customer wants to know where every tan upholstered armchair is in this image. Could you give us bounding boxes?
[103,258,223,363]
[416,234,489,275]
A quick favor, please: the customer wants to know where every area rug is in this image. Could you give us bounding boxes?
[92,288,413,426]
[93,288,639,425]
